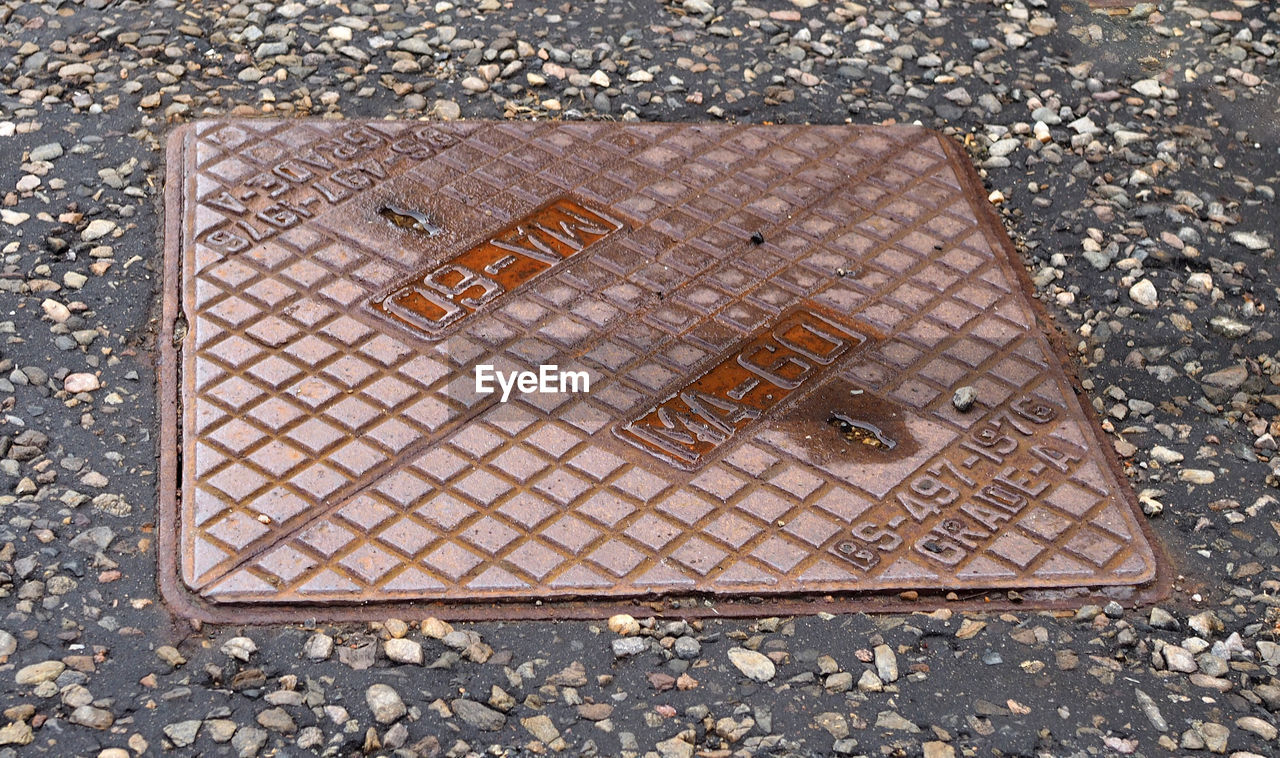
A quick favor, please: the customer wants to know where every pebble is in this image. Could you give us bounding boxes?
[69,705,114,729]
[951,385,977,412]
[1188,612,1223,638]
[520,714,561,745]
[451,698,506,731]
[727,647,776,682]
[1202,364,1248,392]
[15,661,64,685]
[28,143,63,161]
[42,299,71,323]
[302,632,333,660]
[673,636,702,660]
[1229,231,1269,251]
[1238,716,1277,741]
[656,734,695,758]
[608,614,640,635]
[64,373,101,393]
[256,707,295,733]
[420,617,453,639]
[430,100,461,120]
[220,636,257,661]
[384,637,423,664]
[297,726,323,748]
[825,670,853,693]
[0,631,16,658]
[612,637,646,657]
[578,703,612,721]
[59,62,94,77]
[988,138,1020,157]
[1134,689,1168,731]
[1132,78,1162,97]
[1208,316,1250,339]
[1149,608,1179,630]
[875,710,920,732]
[1163,645,1197,673]
[81,219,117,242]
[1113,130,1148,148]
[1179,469,1216,485]
[873,644,899,683]
[814,711,848,739]
[207,719,237,742]
[366,683,406,724]
[1128,279,1158,307]
[0,723,33,746]
[163,720,201,748]
[232,727,266,756]
[1199,722,1230,753]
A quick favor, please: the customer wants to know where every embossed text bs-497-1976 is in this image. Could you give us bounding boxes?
[200,125,458,255]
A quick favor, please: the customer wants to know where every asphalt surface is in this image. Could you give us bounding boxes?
[0,0,1279,757]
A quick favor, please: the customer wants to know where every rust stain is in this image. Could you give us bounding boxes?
[374,196,627,339]
[615,303,868,469]
[775,383,921,466]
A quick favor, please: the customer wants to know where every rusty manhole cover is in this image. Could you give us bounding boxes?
[160,120,1163,621]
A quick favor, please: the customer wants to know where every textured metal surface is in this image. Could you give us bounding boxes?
[160,120,1163,620]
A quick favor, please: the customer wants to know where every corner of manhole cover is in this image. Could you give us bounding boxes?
[158,120,1168,622]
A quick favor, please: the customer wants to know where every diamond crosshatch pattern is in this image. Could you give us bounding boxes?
[162,120,1160,616]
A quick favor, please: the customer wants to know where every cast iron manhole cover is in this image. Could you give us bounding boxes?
[160,120,1163,621]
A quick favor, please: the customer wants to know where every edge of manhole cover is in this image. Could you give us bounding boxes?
[157,120,1170,623]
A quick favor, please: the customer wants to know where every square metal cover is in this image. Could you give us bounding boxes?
[159,120,1163,620]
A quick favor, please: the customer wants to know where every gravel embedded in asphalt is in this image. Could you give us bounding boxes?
[0,0,1278,755]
